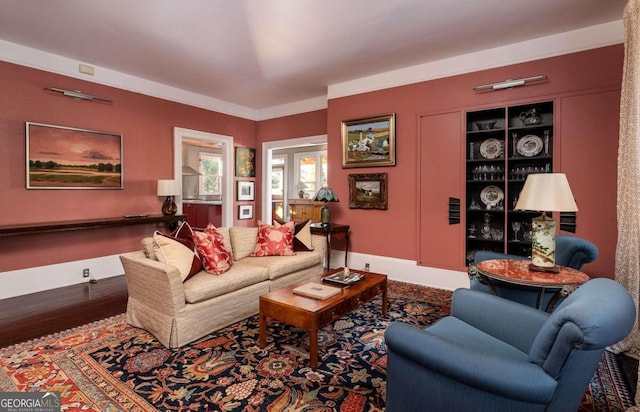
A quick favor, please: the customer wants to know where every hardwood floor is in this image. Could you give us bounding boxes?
[0,275,128,348]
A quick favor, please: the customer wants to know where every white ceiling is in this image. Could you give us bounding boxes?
[0,0,628,114]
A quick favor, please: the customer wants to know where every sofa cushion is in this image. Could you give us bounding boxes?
[141,237,156,260]
[251,220,295,257]
[183,261,269,303]
[152,229,202,282]
[243,251,321,280]
[229,226,259,260]
[194,227,233,275]
[214,226,233,260]
[276,219,314,251]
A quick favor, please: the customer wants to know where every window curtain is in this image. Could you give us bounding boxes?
[612,0,640,407]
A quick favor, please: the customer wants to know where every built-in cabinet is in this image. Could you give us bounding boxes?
[183,203,222,228]
[465,101,554,264]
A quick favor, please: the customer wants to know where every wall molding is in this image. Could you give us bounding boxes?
[0,255,124,300]
[328,20,623,100]
[0,250,468,300]
[0,21,622,121]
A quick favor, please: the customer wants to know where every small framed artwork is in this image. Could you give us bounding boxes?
[237,180,255,201]
[26,122,123,189]
[348,173,388,210]
[238,204,254,220]
[341,113,396,168]
[235,147,256,177]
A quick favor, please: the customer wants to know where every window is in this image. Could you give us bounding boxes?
[271,156,285,200]
[294,150,327,198]
[199,152,222,195]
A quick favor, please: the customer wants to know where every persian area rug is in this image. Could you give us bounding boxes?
[0,281,633,411]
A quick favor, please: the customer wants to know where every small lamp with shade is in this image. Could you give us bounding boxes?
[313,187,339,227]
[295,181,308,199]
[514,173,578,273]
[157,179,179,216]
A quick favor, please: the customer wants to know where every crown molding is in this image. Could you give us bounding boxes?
[327,20,624,101]
[0,39,261,120]
[0,19,623,121]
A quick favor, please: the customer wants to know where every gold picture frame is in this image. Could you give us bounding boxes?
[26,122,123,189]
[348,173,388,210]
[341,113,396,168]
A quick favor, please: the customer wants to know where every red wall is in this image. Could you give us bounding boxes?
[0,62,256,272]
[326,45,623,274]
[255,110,328,217]
[0,44,624,277]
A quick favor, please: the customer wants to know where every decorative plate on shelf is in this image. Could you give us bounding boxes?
[516,134,543,157]
[480,185,504,207]
[479,138,503,159]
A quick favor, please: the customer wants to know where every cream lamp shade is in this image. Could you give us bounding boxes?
[514,173,578,272]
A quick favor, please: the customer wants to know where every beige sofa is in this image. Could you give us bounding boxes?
[120,226,326,348]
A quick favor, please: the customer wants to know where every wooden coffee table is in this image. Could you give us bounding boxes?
[258,268,387,368]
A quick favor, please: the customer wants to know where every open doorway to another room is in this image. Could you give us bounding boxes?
[174,127,234,228]
[261,135,327,223]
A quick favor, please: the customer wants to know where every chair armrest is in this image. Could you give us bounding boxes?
[385,322,556,404]
[120,251,187,315]
[452,288,549,353]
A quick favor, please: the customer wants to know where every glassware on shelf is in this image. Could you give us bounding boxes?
[512,221,521,241]
[481,213,492,239]
[543,130,550,155]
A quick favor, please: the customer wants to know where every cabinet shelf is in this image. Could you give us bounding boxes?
[466,128,505,135]
[508,124,552,132]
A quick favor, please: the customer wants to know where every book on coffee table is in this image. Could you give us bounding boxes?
[292,282,342,300]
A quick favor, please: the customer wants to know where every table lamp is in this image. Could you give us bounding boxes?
[514,173,578,273]
[295,181,308,199]
[313,187,339,226]
[157,179,179,216]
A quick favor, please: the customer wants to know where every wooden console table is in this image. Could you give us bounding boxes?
[0,214,186,237]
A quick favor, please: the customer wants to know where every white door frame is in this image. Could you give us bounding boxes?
[174,127,234,227]
[261,134,327,222]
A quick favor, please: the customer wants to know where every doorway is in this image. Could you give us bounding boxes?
[261,134,327,223]
[173,127,234,227]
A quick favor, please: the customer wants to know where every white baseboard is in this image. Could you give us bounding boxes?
[332,251,470,291]
[0,255,124,300]
[0,251,470,300]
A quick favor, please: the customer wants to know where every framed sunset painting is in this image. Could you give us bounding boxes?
[26,122,123,189]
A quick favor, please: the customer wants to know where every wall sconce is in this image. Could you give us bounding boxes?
[44,87,112,103]
[473,75,547,92]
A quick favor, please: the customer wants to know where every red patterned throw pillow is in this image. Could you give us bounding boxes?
[251,220,295,257]
[152,221,202,282]
[194,224,233,275]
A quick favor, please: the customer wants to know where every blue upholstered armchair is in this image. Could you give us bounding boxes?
[470,234,599,311]
[385,278,635,412]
